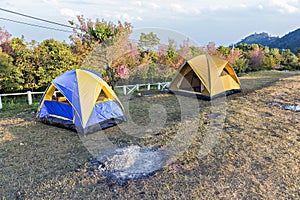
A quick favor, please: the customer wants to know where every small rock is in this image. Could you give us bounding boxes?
[204,113,221,119]
[270,132,281,138]
[277,92,288,96]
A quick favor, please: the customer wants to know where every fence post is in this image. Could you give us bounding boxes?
[158,83,161,90]
[147,83,151,90]
[123,86,127,95]
[27,91,32,105]
[0,95,2,109]
[136,84,139,91]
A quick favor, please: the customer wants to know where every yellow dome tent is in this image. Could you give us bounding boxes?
[169,54,241,99]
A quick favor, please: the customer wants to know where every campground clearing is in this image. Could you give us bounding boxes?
[0,70,299,199]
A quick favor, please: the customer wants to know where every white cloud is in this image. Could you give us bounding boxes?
[148,2,160,9]
[171,3,186,13]
[133,1,142,6]
[136,16,143,21]
[115,12,143,22]
[60,8,81,18]
[170,2,200,15]
[42,0,59,6]
[269,0,299,13]
[239,4,247,8]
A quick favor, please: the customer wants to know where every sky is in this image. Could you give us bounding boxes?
[1,0,300,47]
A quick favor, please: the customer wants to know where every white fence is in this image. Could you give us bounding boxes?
[0,82,170,109]
[115,82,170,95]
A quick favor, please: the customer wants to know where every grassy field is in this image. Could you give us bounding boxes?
[0,70,299,199]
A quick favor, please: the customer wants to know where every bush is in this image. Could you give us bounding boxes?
[233,58,249,74]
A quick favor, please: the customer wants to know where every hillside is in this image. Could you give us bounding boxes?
[236,28,300,53]
[236,32,278,46]
[269,28,300,53]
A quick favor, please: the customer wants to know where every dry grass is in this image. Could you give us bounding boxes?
[0,70,299,199]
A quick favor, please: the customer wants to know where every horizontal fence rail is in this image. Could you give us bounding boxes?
[115,82,170,95]
[0,82,170,109]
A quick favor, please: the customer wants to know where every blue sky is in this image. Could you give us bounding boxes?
[1,0,300,46]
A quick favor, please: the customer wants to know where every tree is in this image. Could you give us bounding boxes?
[116,65,130,80]
[263,48,280,69]
[218,46,231,57]
[224,48,243,64]
[0,27,13,55]
[178,38,193,60]
[166,39,177,62]
[0,27,11,44]
[205,41,219,55]
[232,58,249,74]
[190,46,205,57]
[71,16,132,88]
[0,50,15,92]
[249,47,264,71]
[138,32,160,51]
[34,39,79,89]
[9,37,33,90]
[280,49,299,70]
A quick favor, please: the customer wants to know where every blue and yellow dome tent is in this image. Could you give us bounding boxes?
[37,69,126,134]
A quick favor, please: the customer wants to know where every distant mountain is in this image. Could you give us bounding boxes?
[235,28,300,53]
[236,32,278,46]
[269,28,300,53]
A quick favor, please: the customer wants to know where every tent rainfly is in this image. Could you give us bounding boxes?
[36,69,126,134]
[168,54,241,100]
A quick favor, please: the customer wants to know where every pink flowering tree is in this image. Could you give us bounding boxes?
[220,48,248,74]
[249,47,264,70]
[224,48,243,64]
[116,65,130,79]
[0,27,11,44]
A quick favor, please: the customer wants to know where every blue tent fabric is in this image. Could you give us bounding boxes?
[86,100,124,127]
[37,69,126,134]
[39,101,73,120]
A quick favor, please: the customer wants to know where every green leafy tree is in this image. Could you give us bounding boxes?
[34,39,79,89]
[138,32,160,51]
[166,39,177,62]
[138,32,160,65]
[232,58,249,74]
[280,49,299,70]
[218,46,231,57]
[190,46,205,57]
[263,48,281,69]
[10,37,34,90]
[0,50,20,92]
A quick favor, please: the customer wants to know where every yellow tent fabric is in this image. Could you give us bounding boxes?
[169,54,241,99]
[76,69,124,128]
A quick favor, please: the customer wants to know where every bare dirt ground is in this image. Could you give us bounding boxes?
[0,71,299,199]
